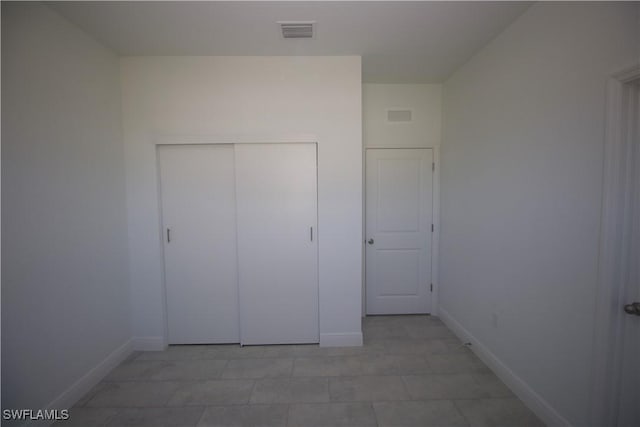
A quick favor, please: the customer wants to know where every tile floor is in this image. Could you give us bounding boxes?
[56,315,544,426]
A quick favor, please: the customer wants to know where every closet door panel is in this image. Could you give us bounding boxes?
[235,144,319,345]
[159,145,239,344]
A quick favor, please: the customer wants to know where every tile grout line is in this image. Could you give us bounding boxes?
[70,396,521,411]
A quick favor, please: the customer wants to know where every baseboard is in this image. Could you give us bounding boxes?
[319,332,363,347]
[132,336,167,351]
[438,307,571,427]
[26,339,133,426]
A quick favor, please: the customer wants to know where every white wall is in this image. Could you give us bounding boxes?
[120,56,363,347]
[440,2,639,426]
[363,84,441,148]
[1,1,130,415]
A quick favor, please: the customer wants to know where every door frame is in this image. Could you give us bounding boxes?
[589,64,640,426]
[154,135,319,349]
[362,146,440,317]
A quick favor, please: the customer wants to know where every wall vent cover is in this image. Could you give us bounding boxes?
[387,110,413,122]
[279,21,315,39]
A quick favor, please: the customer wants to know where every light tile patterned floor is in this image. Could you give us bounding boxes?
[56,315,545,426]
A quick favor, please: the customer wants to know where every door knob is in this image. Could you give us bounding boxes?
[367,238,374,245]
[624,302,640,316]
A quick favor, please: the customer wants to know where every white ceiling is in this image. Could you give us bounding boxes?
[49,1,532,83]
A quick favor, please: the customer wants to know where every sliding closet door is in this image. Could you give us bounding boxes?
[159,145,239,344]
[235,144,319,345]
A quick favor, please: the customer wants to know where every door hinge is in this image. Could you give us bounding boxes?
[432,162,435,172]
[430,283,433,292]
[431,224,434,232]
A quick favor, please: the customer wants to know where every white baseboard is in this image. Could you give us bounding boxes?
[438,307,571,427]
[27,339,133,426]
[132,336,167,351]
[319,332,363,347]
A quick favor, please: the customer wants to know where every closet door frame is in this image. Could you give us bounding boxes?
[155,138,319,347]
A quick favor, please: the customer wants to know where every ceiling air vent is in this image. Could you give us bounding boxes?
[279,21,315,39]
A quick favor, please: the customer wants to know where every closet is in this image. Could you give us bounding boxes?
[158,143,318,345]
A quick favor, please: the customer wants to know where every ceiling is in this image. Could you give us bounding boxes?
[49,1,532,83]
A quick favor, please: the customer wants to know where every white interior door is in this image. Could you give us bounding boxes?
[366,148,433,314]
[235,143,318,345]
[159,145,240,344]
[617,80,640,427]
